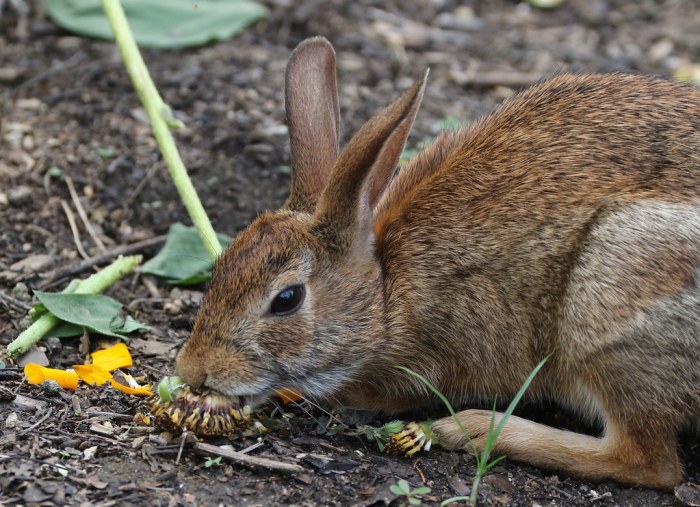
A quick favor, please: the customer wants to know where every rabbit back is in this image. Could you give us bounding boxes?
[373,73,700,415]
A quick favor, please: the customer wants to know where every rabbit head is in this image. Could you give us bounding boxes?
[176,37,427,408]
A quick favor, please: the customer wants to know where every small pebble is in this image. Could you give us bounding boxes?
[45,336,62,353]
[163,301,183,315]
[12,282,30,301]
[42,379,63,395]
[8,185,32,206]
[4,412,18,429]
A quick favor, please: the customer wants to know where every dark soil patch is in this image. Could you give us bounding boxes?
[2,0,699,505]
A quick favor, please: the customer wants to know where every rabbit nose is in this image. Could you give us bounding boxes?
[175,348,207,390]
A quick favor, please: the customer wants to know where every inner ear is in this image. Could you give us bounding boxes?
[362,94,424,211]
[313,70,428,252]
[283,37,341,213]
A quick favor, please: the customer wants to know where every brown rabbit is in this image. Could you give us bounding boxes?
[176,36,700,489]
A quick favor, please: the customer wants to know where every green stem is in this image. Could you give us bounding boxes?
[100,0,222,261]
[470,473,481,506]
[7,255,142,358]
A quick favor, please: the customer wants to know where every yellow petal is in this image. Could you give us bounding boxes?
[275,387,303,404]
[73,364,112,386]
[91,342,132,371]
[109,378,152,396]
[24,364,79,389]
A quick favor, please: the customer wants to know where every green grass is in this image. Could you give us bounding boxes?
[397,356,549,506]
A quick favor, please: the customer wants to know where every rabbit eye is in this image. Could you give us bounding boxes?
[270,285,305,315]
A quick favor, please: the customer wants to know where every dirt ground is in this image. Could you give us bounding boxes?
[1,0,700,505]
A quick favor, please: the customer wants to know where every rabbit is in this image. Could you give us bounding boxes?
[176,36,700,489]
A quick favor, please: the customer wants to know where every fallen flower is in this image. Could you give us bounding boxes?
[24,364,79,389]
[23,342,151,396]
[385,421,434,457]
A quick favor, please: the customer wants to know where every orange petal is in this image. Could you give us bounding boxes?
[24,364,79,390]
[91,342,132,371]
[73,364,112,386]
[275,387,303,404]
[109,379,152,396]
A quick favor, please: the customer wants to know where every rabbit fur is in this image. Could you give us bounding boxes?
[176,37,700,489]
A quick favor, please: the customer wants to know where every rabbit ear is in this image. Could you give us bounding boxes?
[314,70,428,253]
[283,37,341,213]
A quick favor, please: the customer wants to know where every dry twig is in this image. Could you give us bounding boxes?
[65,176,107,252]
[60,199,90,260]
[193,442,304,473]
[40,235,165,288]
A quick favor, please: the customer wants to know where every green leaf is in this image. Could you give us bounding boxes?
[393,479,411,495]
[142,223,231,284]
[48,321,85,338]
[45,0,268,49]
[204,456,222,468]
[95,147,115,158]
[408,498,422,505]
[481,356,550,468]
[379,420,406,435]
[413,486,432,495]
[389,483,408,496]
[121,315,150,334]
[34,292,148,339]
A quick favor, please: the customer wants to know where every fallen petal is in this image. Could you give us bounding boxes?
[109,378,152,396]
[73,364,112,386]
[24,364,79,389]
[91,342,133,371]
[275,387,303,404]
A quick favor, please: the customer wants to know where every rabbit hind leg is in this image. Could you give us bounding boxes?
[431,408,682,489]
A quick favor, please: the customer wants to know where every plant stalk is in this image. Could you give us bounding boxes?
[99,0,222,260]
[7,255,142,358]
[470,473,481,506]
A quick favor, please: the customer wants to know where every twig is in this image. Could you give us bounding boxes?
[0,454,71,472]
[14,51,87,92]
[176,429,187,465]
[193,442,304,473]
[82,411,136,421]
[124,163,160,209]
[0,290,31,311]
[65,176,107,252]
[40,235,165,289]
[60,199,90,260]
[237,441,264,455]
[18,407,54,436]
[413,458,427,483]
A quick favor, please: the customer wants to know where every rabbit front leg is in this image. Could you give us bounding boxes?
[431,409,682,489]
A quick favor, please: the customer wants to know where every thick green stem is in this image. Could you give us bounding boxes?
[100,0,222,260]
[7,255,142,358]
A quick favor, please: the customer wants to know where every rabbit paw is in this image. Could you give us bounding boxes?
[431,409,503,451]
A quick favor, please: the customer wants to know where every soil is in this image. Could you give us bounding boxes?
[1,0,700,505]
